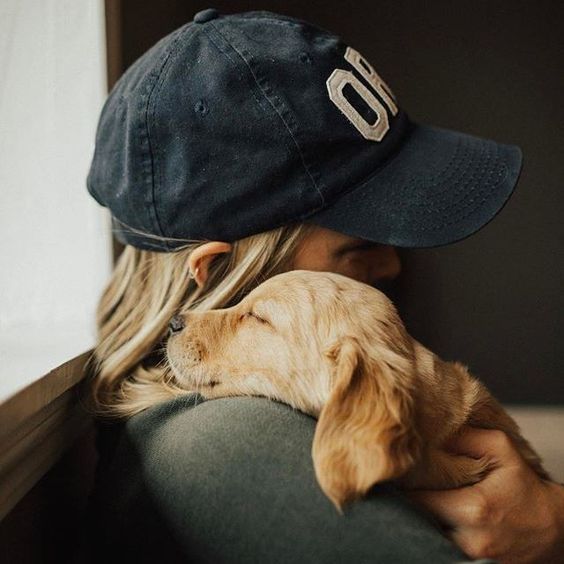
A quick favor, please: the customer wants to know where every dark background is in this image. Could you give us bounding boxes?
[109,0,563,404]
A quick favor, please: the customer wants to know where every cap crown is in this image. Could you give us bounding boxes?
[87,10,409,250]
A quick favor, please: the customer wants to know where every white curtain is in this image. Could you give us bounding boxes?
[0,0,112,397]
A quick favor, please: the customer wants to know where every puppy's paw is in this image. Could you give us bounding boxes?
[445,454,493,488]
[399,450,494,490]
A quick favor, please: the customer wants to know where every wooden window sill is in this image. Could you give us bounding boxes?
[0,350,93,521]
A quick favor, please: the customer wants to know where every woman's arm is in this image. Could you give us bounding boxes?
[85,394,495,563]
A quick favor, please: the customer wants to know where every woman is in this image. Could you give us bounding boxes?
[84,8,564,563]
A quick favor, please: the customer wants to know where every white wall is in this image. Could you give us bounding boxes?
[0,0,112,398]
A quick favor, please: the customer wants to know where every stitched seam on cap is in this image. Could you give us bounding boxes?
[208,20,325,208]
[391,141,495,217]
[415,160,508,230]
[202,29,269,111]
[145,23,195,248]
[295,120,415,221]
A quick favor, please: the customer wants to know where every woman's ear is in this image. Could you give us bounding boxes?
[312,335,420,514]
[188,242,232,287]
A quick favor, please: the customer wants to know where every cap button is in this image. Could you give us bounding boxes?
[193,8,220,23]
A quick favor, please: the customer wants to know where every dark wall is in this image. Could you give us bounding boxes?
[117,0,563,404]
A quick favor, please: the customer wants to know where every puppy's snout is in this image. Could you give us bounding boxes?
[168,314,185,335]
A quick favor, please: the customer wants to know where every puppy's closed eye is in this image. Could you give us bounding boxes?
[242,311,271,326]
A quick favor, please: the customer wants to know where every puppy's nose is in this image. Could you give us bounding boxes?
[168,314,185,335]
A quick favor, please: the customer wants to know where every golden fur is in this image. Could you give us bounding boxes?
[166,270,551,513]
[87,222,317,419]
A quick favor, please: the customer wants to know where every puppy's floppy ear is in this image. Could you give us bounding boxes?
[312,335,420,514]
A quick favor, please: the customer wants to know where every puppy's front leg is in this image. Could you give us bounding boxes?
[398,447,493,490]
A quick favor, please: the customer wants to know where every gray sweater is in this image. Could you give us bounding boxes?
[81,393,496,564]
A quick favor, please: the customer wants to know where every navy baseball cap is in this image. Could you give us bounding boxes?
[87,8,523,252]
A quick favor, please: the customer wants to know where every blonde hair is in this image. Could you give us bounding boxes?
[85,221,317,420]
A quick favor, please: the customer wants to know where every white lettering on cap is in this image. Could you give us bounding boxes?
[327,46,398,142]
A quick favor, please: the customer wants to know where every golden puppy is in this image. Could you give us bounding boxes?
[166,270,551,513]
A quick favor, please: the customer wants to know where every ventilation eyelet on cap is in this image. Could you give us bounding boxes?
[193,8,220,23]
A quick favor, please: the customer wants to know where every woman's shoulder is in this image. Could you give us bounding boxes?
[95,393,317,464]
[87,393,472,564]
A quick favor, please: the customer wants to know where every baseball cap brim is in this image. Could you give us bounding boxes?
[304,121,523,248]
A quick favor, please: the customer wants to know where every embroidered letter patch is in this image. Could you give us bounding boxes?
[327,46,398,142]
